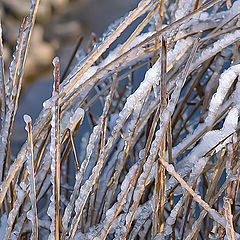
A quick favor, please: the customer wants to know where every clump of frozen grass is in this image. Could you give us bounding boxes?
[0,0,240,239]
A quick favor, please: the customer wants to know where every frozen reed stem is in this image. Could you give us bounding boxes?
[24,115,38,240]
[47,57,61,240]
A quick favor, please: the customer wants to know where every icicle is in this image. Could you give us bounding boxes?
[90,140,124,226]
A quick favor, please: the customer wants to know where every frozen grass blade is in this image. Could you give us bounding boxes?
[159,35,167,234]
[24,115,38,240]
[0,16,28,184]
[48,57,61,240]
[9,17,28,102]
[118,1,158,55]
[54,57,61,240]
[0,21,6,118]
[153,36,167,237]
[61,36,83,82]
[225,197,235,240]
[0,0,40,207]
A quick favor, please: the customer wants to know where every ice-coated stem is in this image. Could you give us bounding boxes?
[48,57,61,240]
[24,114,38,240]
[0,0,41,208]
[153,36,167,237]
